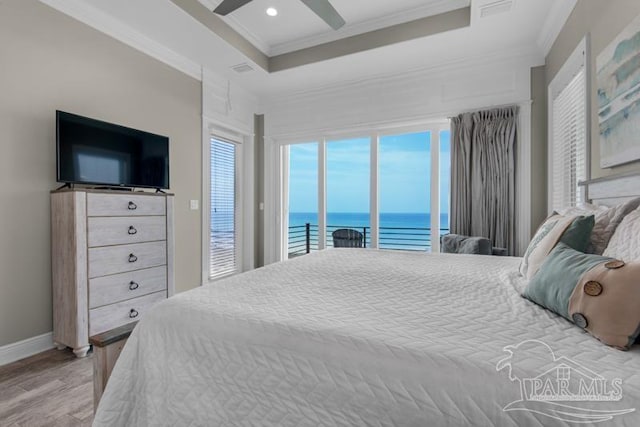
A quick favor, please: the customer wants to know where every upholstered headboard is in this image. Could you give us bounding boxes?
[579,171,640,207]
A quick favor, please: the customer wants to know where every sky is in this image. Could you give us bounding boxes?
[289,131,450,214]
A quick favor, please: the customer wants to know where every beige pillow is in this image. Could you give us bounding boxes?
[568,259,640,350]
[603,208,640,262]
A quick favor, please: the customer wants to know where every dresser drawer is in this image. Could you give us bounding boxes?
[88,216,166,247]
[88,241,166,278]
[89,291,166,336]
[89,266,167,309]
[87,193,166,217]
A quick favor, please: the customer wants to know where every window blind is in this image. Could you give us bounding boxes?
[551,66,587,212]
[210,138,237,280]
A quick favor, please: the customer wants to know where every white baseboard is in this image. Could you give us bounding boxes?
[0,332,54,366]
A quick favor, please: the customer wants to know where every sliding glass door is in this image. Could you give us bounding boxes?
[326,137,371,248]
[287,142,319,258]
[284,123,450,257]
[439,130,451,235]
[379,131,431,251]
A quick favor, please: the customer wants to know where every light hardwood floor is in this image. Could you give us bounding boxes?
[0,349,93,426]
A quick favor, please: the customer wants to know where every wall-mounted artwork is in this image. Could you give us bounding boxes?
[598,13,640,168]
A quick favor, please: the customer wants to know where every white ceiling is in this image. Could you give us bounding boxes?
[198,0,471,55]
[42,0,571,99]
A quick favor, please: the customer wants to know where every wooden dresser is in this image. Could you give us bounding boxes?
[51,189,174,357]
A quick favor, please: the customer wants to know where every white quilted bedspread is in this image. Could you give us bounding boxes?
[93,250,640,427]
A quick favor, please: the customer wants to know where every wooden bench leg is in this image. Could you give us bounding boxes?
[93,338,128,412]
[90,322,136,413]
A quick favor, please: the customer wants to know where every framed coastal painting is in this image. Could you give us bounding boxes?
[597,13,640,168]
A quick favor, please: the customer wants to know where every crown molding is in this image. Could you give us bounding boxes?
[197,0,470,57]
[197,0,271,55]
[270,0,470,56]
[39,0,202,81]
[537,0,577,57]
[224,16,271,55]
[265,45,543,105]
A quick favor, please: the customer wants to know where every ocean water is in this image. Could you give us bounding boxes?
[288,212,450,253]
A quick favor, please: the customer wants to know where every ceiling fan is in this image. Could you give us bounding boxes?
[213,0,346,30]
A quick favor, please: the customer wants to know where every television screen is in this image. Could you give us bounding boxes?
[56,111,169,189]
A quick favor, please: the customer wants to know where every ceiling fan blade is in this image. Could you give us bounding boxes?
[213,0,253,16]
[299,0,346,30]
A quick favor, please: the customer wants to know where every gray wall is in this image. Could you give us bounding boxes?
[546,0,640,180]
[0,0,202,347]
[530,66,548,232]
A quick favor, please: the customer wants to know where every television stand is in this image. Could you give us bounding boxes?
[56,183,73,191]
[93,186,133,192]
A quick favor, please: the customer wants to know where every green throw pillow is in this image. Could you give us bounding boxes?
[520,214,595,280]
[523,242,611,319]
[559,215,595,252]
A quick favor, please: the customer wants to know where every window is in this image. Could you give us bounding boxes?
[379,132,430,250]
[439,130,451,234]
[326,137,371,248]
[283,123,451,257]
[549,37,588,212]
[209,137,238,280]
[288,142,319,257]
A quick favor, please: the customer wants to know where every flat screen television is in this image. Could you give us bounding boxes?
[56,111,170,189]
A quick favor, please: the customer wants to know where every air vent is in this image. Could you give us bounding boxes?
[479,0,513,18]
[231,63,254,74]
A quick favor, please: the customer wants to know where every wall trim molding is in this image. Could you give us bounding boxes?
[0,332,54,366]
[537,0,577,56]
[265,46,542,106]
[517,100,533,256]
[38,0,202,81]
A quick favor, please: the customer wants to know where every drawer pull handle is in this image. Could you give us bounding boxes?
[129,309,139,319]
[129,281,139,291]
[128,226,138,235]
[128,201,137,210]
[128,254,138,263]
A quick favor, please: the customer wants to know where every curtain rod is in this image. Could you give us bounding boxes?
[447,101,529,120]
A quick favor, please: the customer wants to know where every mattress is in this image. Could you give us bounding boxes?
[93,249,640,426]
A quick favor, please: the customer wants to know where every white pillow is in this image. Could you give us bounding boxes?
[559,198,640,255]
[603,208,640,261]
[520,214,578,280]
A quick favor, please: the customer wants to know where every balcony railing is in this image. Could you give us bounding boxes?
[288,223,450,258]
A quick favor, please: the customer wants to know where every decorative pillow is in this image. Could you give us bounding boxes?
[561,198,640,255]
[524,243,640,350]
[603,207,640,262]
[441,234,492,255]
[568,257,640,350]
[523,243,611,319]
[520,215,595,280]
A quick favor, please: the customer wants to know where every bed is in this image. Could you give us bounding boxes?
[93,248,640,426]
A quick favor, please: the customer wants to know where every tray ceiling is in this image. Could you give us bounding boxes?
[198,0,471,55]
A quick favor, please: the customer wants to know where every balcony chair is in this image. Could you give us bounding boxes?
[332,229,364,248]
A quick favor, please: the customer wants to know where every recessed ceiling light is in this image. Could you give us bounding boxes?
[266,7,278,17]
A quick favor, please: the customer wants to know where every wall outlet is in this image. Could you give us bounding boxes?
[190,200,199,210]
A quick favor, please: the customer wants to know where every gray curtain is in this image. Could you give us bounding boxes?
[450,106,518,255]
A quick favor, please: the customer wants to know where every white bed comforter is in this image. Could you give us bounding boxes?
[94,250,640,427]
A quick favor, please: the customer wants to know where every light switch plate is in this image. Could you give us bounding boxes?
[190,200,199,210]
